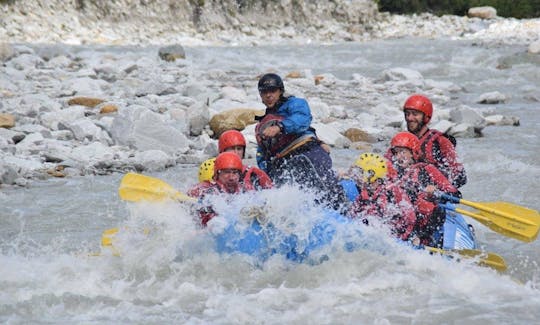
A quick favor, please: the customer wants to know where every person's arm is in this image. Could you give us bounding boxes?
[280,97,312,134]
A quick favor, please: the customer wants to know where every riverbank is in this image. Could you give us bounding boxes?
[1,1,539,187]
[1,0,539,46]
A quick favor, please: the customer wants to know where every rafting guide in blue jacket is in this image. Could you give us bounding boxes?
[254,73,347,212]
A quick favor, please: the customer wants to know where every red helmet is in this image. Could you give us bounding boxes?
[403,94,433,124]
[214,152,243,178]
[390,132,420,160]
[218,130,246,155]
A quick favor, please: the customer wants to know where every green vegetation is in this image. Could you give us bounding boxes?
[377,0,540,18]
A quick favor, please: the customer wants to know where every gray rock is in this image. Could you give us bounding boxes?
[158,45,186,61]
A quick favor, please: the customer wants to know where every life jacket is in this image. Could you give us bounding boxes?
[350,183,415,240]
[418,129,446,166]
[187,181,213,198]
[255,114,314,159]
[403,162,458,199]
[242,166,273,191]
[196,181,242,226]
[401,162,459,241]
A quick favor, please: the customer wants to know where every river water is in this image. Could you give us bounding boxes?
[1,38,539,323]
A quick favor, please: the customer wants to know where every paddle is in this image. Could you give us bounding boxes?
[439,194,540,243]
[99,173,196,255]
[425,246,507,272]
[118,172,196,203]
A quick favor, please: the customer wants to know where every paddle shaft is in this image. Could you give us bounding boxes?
[425,246,507,272]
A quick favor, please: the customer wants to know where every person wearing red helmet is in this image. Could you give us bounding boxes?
[192,152,246,226]
[388,132,461,247]
[255,73,346,211]
[218,129,273,191]
[393,94,467,188]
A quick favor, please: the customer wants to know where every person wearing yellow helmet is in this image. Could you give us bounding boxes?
[346,152,416,241]
[187,157,216,198]
[198,157,215,182]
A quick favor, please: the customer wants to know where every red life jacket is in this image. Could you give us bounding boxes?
[195,181,242,226]
[402,162,458,199]
[418,129,445,164]
[401,162,458,231]
[349,183,415,240]
[418,129,466,187]
[187,181,213,198]
[242,166,273,191]
[255,114,305,158]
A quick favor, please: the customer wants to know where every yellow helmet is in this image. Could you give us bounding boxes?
[354,152,388,183]
[198,158,216,182]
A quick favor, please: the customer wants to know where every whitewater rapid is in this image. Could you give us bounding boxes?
[1,38,539,323]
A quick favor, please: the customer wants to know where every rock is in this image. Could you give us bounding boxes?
[189,114,209,137]
[468,7,497,19]
[15,132,45,154]
[312,123,351,148]
[449,106,486,127]
[484,114,520,126]
[65,118,104,141]
[0,128,22,144]
[61,77,108,97]
[158,45,186,62]
[209,108,264,138]
[70,142,114,164]
[449,123,479,138]
[109,106,190,154]
[0,43,15,62]
[68,97,105,108]
[431,120,455,134]
[286,71,303,78]
[47,167,66,177]
[381,68,424,82]
[40,106,86,130]
[476,91,506,104]
[343,128,375,143]
[0,163,19,185]
[132,150,174,171]
[528,40,540,54]
[13,124,52,138]
[99,104,118,114]
[0,114,15,128]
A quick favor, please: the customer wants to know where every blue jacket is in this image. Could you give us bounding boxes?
[256,96,315,170]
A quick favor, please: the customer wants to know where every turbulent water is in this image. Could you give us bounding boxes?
[1,39,540,323]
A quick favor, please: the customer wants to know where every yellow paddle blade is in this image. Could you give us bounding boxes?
[118,172,196,203]
[455,203,540,243]
[426,246,507,272]
[100,227,120,256]
[101,227,118,246]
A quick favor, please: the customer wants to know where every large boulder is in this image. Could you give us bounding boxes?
[158,45,186,62]
[468,6,497,19]
[0,114,15,128]
[109,106,190,154]
[209,108,264,138]
[528,40,540,54]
